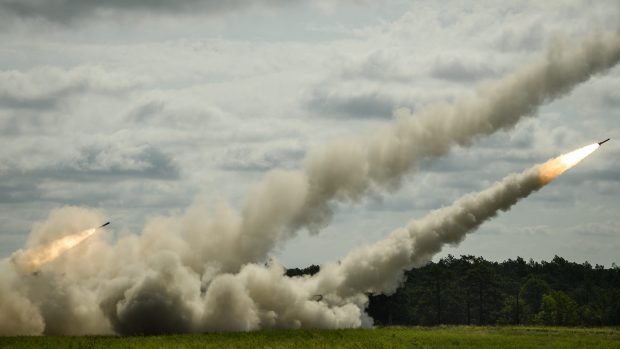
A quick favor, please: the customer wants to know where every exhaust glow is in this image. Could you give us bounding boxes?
[17,228,97,272]
[538,143,599,184]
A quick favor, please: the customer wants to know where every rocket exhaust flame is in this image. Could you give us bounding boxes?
[13,224,106,273]
[538,143,600,184]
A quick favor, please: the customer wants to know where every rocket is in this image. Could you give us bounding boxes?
[598,138,610,145]
[99,222,110,228]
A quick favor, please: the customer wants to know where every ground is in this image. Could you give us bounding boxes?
[1,326,619,349]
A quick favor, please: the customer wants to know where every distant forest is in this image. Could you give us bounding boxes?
[286,256,620,326]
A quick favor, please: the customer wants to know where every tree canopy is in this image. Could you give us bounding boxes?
[288,255,620,326]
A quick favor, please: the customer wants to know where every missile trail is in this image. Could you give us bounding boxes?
[310,143,603,299]
[230,30,620,271]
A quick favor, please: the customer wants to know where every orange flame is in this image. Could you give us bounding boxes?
[17,228,97,272]
[539,143,599,184]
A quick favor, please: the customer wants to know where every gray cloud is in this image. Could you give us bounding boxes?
[365,184,461,213]
[568,222,620,238]
[431,57,498,82]
[601,90,620,107]
[305,90,407,119]
[0,112,63,136]
[0,66,137,113]
[0,182,41,204]
[565,164,620,187]
[125,100,166,124]
[0,0,303,24]
[339,51,415,83]
[43,144,179,182]
[0,144,179,204]
[0,92,62,111]
[0,233,26,258]
[494,18,546,52]
[70,144,180,180]
[123,98,223,133]
[219,145,305,172]
[0,67,138,138]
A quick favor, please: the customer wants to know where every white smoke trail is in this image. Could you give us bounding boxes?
[0,29,618,335]
[230,30,620,268]
[312,166,544,300]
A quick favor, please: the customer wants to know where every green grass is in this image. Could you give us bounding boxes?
[1,326,619,349]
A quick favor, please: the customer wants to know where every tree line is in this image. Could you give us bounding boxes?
[286,255,620,326]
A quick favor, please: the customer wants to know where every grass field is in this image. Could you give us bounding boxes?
[1,326,619,349]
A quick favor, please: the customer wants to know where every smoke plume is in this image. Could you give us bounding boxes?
[0,30,618,335]
[2,142,588,335]
[312,165,546,301]
[229,30,620,270]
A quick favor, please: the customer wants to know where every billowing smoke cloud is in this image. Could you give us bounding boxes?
[0,31,618,335]
[0,143,583,335]
[0,0,353,25]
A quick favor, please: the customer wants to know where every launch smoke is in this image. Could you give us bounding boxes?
[0,29,618,335]
[310,143,601,300]
[197,142,600,332]
[3,141,594,335]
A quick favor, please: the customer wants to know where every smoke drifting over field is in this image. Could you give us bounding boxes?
[0,31,618,335]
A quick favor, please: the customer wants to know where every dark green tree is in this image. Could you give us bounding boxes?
[520,276,551,320]
[535,291,578,325]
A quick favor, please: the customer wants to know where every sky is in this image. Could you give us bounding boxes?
[0,0,618,268]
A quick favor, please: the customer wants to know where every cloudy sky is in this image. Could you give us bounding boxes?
[1,0,618,267]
